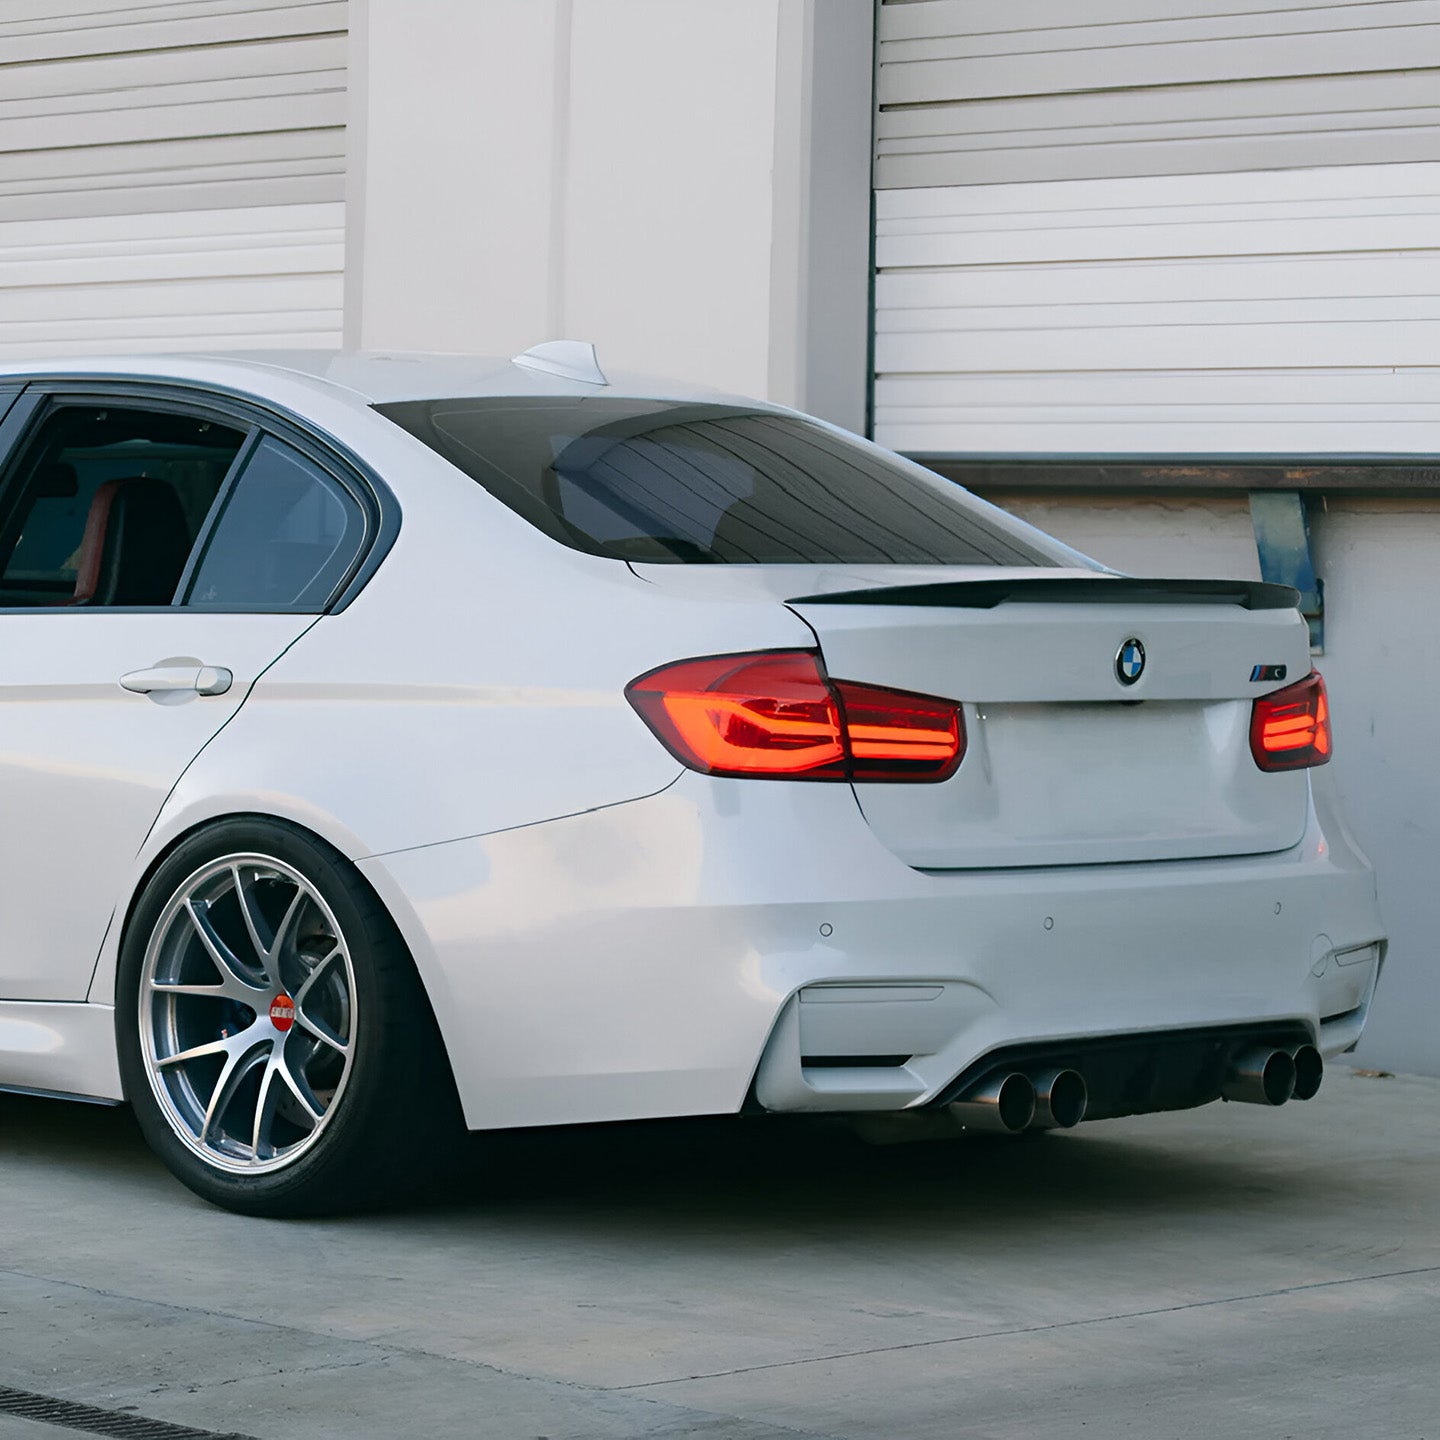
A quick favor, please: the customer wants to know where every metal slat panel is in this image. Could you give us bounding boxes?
[871,165,1440,455]
[0,200,343,243]
[875,0,1440,187]
[877,214,1440,267]
[880,0,1436,57]
[878,369,1440,410]
[0,209,343,295]
[875,319,1440,373]
[0,34,346,103]
[878,296,1440,338]
[877,78,1440,186]
[879,0,1409,40]
[878,70,1440,145]
[0,91,344,152]
[880,26,1440,106]
[1,276,343,326]
[877,254,1439,308]
[875,158,1440,213]
[876,410,1440,455]
[0,0,321,25]
[0,2,348,353]
[0,3,345,62]
[0,171,345,224]
[0,129,342,189]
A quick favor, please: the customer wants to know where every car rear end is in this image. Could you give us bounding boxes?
[620,569,1381,1131]
[372,386,1385,1133]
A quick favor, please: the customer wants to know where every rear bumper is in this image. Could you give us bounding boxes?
[360,769,1384,1131]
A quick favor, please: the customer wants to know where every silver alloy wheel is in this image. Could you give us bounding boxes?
[138,853,358,1176]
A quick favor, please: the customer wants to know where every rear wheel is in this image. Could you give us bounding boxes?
[116,818,459,1216]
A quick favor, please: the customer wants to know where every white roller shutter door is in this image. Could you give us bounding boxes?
[873,0,1440,455]
[0,0,347,357]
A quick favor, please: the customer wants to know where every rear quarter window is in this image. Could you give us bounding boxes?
[182,436,366,610]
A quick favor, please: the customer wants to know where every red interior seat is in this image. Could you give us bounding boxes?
[69,477,191,607]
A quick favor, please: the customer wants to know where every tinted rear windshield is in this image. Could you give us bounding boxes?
[375,397,1059,567]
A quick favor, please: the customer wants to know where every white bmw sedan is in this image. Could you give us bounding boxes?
[0,346,1385,1215]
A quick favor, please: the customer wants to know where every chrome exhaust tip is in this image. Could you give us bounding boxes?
[1289,1044,1323,1101]
[947,1072,1036,1133]
[1222,1046,1296,1106]
[1031,1068,1088,1129]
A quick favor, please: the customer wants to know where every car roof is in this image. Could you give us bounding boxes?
[0,348,760,410]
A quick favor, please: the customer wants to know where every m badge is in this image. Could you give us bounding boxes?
[1250,664,1288,683]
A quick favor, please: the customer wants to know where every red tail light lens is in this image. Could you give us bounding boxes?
[832,680,965,781]
[627,652,847,778]
[626,650,964,782]
[1250,671,1332,771]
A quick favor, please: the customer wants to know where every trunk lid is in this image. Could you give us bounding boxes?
[790,573,1312,869]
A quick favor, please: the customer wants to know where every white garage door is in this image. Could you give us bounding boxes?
[0,0,348,358]
[873,0,1440,455]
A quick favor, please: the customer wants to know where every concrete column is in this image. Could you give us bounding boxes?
[345,0,873,430]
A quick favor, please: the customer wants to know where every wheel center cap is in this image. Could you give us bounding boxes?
[269,993,295,1033]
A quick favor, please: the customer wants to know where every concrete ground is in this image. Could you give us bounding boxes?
[1,1067,1437,1440]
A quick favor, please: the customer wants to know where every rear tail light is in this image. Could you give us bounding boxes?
[830,679,966,781]
[1250,670,1332,771]
[626,650,964,782]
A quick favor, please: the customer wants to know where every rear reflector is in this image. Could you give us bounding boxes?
[1250,671,1332,771]
[626,650,964,782]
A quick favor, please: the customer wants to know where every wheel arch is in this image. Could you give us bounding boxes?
[93,807,464,1122]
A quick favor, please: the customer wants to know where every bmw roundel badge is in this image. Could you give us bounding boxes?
[1115,637,1146,686]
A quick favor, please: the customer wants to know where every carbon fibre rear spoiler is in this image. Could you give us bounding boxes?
[789,577,1301,611]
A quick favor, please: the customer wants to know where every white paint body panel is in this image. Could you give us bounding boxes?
[792,594,1312,868]
[0,612,315,1001]
[355,769,1381,1130]
[790,596,1313,704]
[0,354,1384,1127]
[0,1002,120,1102]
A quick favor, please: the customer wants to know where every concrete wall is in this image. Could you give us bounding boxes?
[345,0,873,430]
[1001,493,1440,1078]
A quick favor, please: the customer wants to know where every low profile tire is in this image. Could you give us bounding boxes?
[116,818,460,1217]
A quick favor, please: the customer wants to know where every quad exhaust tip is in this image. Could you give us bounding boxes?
[947,1067,1088,1133]
[1031,1068,1088,1129]
[943,1044,1320,1131]
[1290,1044,1323,1101]
[948,1071,1036,1133]
[1222,1044,1324,1106]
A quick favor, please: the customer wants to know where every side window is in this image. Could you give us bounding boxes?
[182,436,366,611]
[0,404,245,608]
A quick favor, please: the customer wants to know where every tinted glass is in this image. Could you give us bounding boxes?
[0,404,244,607]
[184,437,365,609]
[376,398,1060,566]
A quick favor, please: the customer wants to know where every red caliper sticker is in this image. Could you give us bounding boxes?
[269,994,295,1033]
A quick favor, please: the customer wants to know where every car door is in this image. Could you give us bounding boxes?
[0,387,372,1001]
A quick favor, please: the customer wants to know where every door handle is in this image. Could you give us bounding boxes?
[120,664,233,697]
